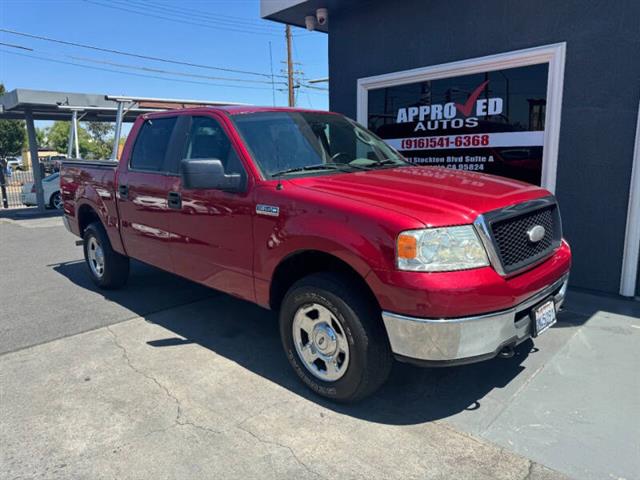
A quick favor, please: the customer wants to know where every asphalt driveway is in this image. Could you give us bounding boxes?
[1,211,638,480]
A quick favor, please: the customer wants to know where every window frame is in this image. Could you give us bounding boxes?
[178,114,249,180]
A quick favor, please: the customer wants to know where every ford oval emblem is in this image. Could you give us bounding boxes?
[527,225,546,243]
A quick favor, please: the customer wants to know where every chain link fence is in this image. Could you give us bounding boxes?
[0,168,34,209]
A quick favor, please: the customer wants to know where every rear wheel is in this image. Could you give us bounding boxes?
[83,222,129,289]
[279,272,392,403]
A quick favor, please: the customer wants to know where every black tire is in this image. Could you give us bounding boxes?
[49,191,62,210]
[279,272,393,403]
[83,222,129,289]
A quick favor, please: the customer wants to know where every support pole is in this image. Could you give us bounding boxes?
[286,25,295,107]
[111,101,124,160]
[73,111,80,159]
[67,110,76,158]
[24,108,45,211]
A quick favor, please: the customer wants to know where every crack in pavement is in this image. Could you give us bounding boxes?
[106,325,223,438]
[236,423,327,480]
[106,325,184,426]
[106,325,323,478]
[522,460,534,480]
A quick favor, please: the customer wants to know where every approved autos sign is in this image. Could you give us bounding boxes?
[367,63,549,185]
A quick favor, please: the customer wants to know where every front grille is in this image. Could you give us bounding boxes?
[484,199,561,275]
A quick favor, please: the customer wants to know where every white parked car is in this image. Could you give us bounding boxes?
[6,157,23,170]
[21,172,62,209]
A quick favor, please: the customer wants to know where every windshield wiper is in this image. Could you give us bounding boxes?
[271,163,350,177]
[366,158,401,167]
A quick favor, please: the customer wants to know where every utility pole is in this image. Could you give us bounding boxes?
[285,25,295,107]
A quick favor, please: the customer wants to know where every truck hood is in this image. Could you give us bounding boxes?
[289,166,549,226]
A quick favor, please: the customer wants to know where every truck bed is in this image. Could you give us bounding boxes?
[60,159,120,248]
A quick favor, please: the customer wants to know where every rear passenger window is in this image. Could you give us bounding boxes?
[130,117,177,171]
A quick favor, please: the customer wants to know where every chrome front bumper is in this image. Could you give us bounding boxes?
[381,275,569,366]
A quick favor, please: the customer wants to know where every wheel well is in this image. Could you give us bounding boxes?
[269,250,379,311]
[77,204,100,236]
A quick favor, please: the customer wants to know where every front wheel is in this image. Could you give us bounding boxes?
[83,222,129,289]
[279,273,392,403]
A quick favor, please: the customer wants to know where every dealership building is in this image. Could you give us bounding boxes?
[262,0,640,299]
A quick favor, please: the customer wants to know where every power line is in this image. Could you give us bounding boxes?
[0,48,275,90]
[84,0,280,37]
[0,41,32,51]
[69,54,287,85]
[125,0,282,32]
[300,83,329,91]
[5,38,284,86]
[0,28,286,79]
[135,0,281,27]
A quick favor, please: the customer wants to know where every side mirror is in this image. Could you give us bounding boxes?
[180,158,244,192]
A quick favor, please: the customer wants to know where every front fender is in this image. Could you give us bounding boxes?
[252,198,422,308]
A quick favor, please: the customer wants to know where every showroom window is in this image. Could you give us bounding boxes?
[357,43,566,192]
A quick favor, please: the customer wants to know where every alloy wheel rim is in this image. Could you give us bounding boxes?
[53,194,62,210]
[87,236,105,278]
[292,303,350,382]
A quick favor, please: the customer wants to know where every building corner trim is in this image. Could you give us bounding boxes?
[620,101,640,297]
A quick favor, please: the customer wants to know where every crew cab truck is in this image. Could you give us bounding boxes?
[60,106,571,402]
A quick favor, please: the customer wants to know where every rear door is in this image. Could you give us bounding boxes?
[117,115,184,272]
[166,114,255,301]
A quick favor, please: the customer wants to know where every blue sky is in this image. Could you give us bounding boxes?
[0,0,329,118]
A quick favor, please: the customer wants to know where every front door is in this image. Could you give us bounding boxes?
[167,114,255,301]
[117,115,179,272]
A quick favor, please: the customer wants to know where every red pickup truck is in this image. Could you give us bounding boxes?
[61,106,571,402]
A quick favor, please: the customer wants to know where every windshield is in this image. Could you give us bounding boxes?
[231,111,407,178]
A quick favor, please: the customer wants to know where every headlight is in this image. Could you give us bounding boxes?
[396,225,489,272]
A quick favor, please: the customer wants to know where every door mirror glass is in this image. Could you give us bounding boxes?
[180,158,244,192]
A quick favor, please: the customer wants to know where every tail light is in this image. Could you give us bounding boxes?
[30,185,36,193]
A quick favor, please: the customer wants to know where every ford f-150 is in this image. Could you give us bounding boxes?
[61,106,571,402]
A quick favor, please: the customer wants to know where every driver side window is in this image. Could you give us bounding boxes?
[185,116,246,178]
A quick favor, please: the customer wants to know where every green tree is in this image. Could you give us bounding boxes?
[47,121,93,158]
[85,121,114,159]
[36,127,47,147]
[0,84,26,159]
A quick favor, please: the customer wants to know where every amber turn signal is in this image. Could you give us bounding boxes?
[397,234,417,259]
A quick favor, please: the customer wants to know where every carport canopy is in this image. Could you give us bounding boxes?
[0,88,246,210]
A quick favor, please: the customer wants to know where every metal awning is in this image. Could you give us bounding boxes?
[0,88,246,122]
[0,88,247,211]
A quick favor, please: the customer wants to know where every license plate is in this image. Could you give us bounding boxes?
[532,299,557,337]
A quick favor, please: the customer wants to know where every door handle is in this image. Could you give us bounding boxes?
[168,191,182,209]
[118,184,128,199]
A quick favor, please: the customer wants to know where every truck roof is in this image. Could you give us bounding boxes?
[143,105,337,118]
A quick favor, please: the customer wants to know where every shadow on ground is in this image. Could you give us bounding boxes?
[52,258,599,426]
[0,207,62,220]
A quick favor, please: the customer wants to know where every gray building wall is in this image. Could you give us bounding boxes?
[328,0,640,294]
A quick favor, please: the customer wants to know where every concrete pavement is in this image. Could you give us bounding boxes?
[1,212,638,479]
[1,302,568,480]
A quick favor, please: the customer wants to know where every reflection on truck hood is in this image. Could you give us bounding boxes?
[289,166,548,227]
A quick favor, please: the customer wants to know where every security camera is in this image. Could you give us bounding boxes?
[305,15,316,31]
[316,8,328,26]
